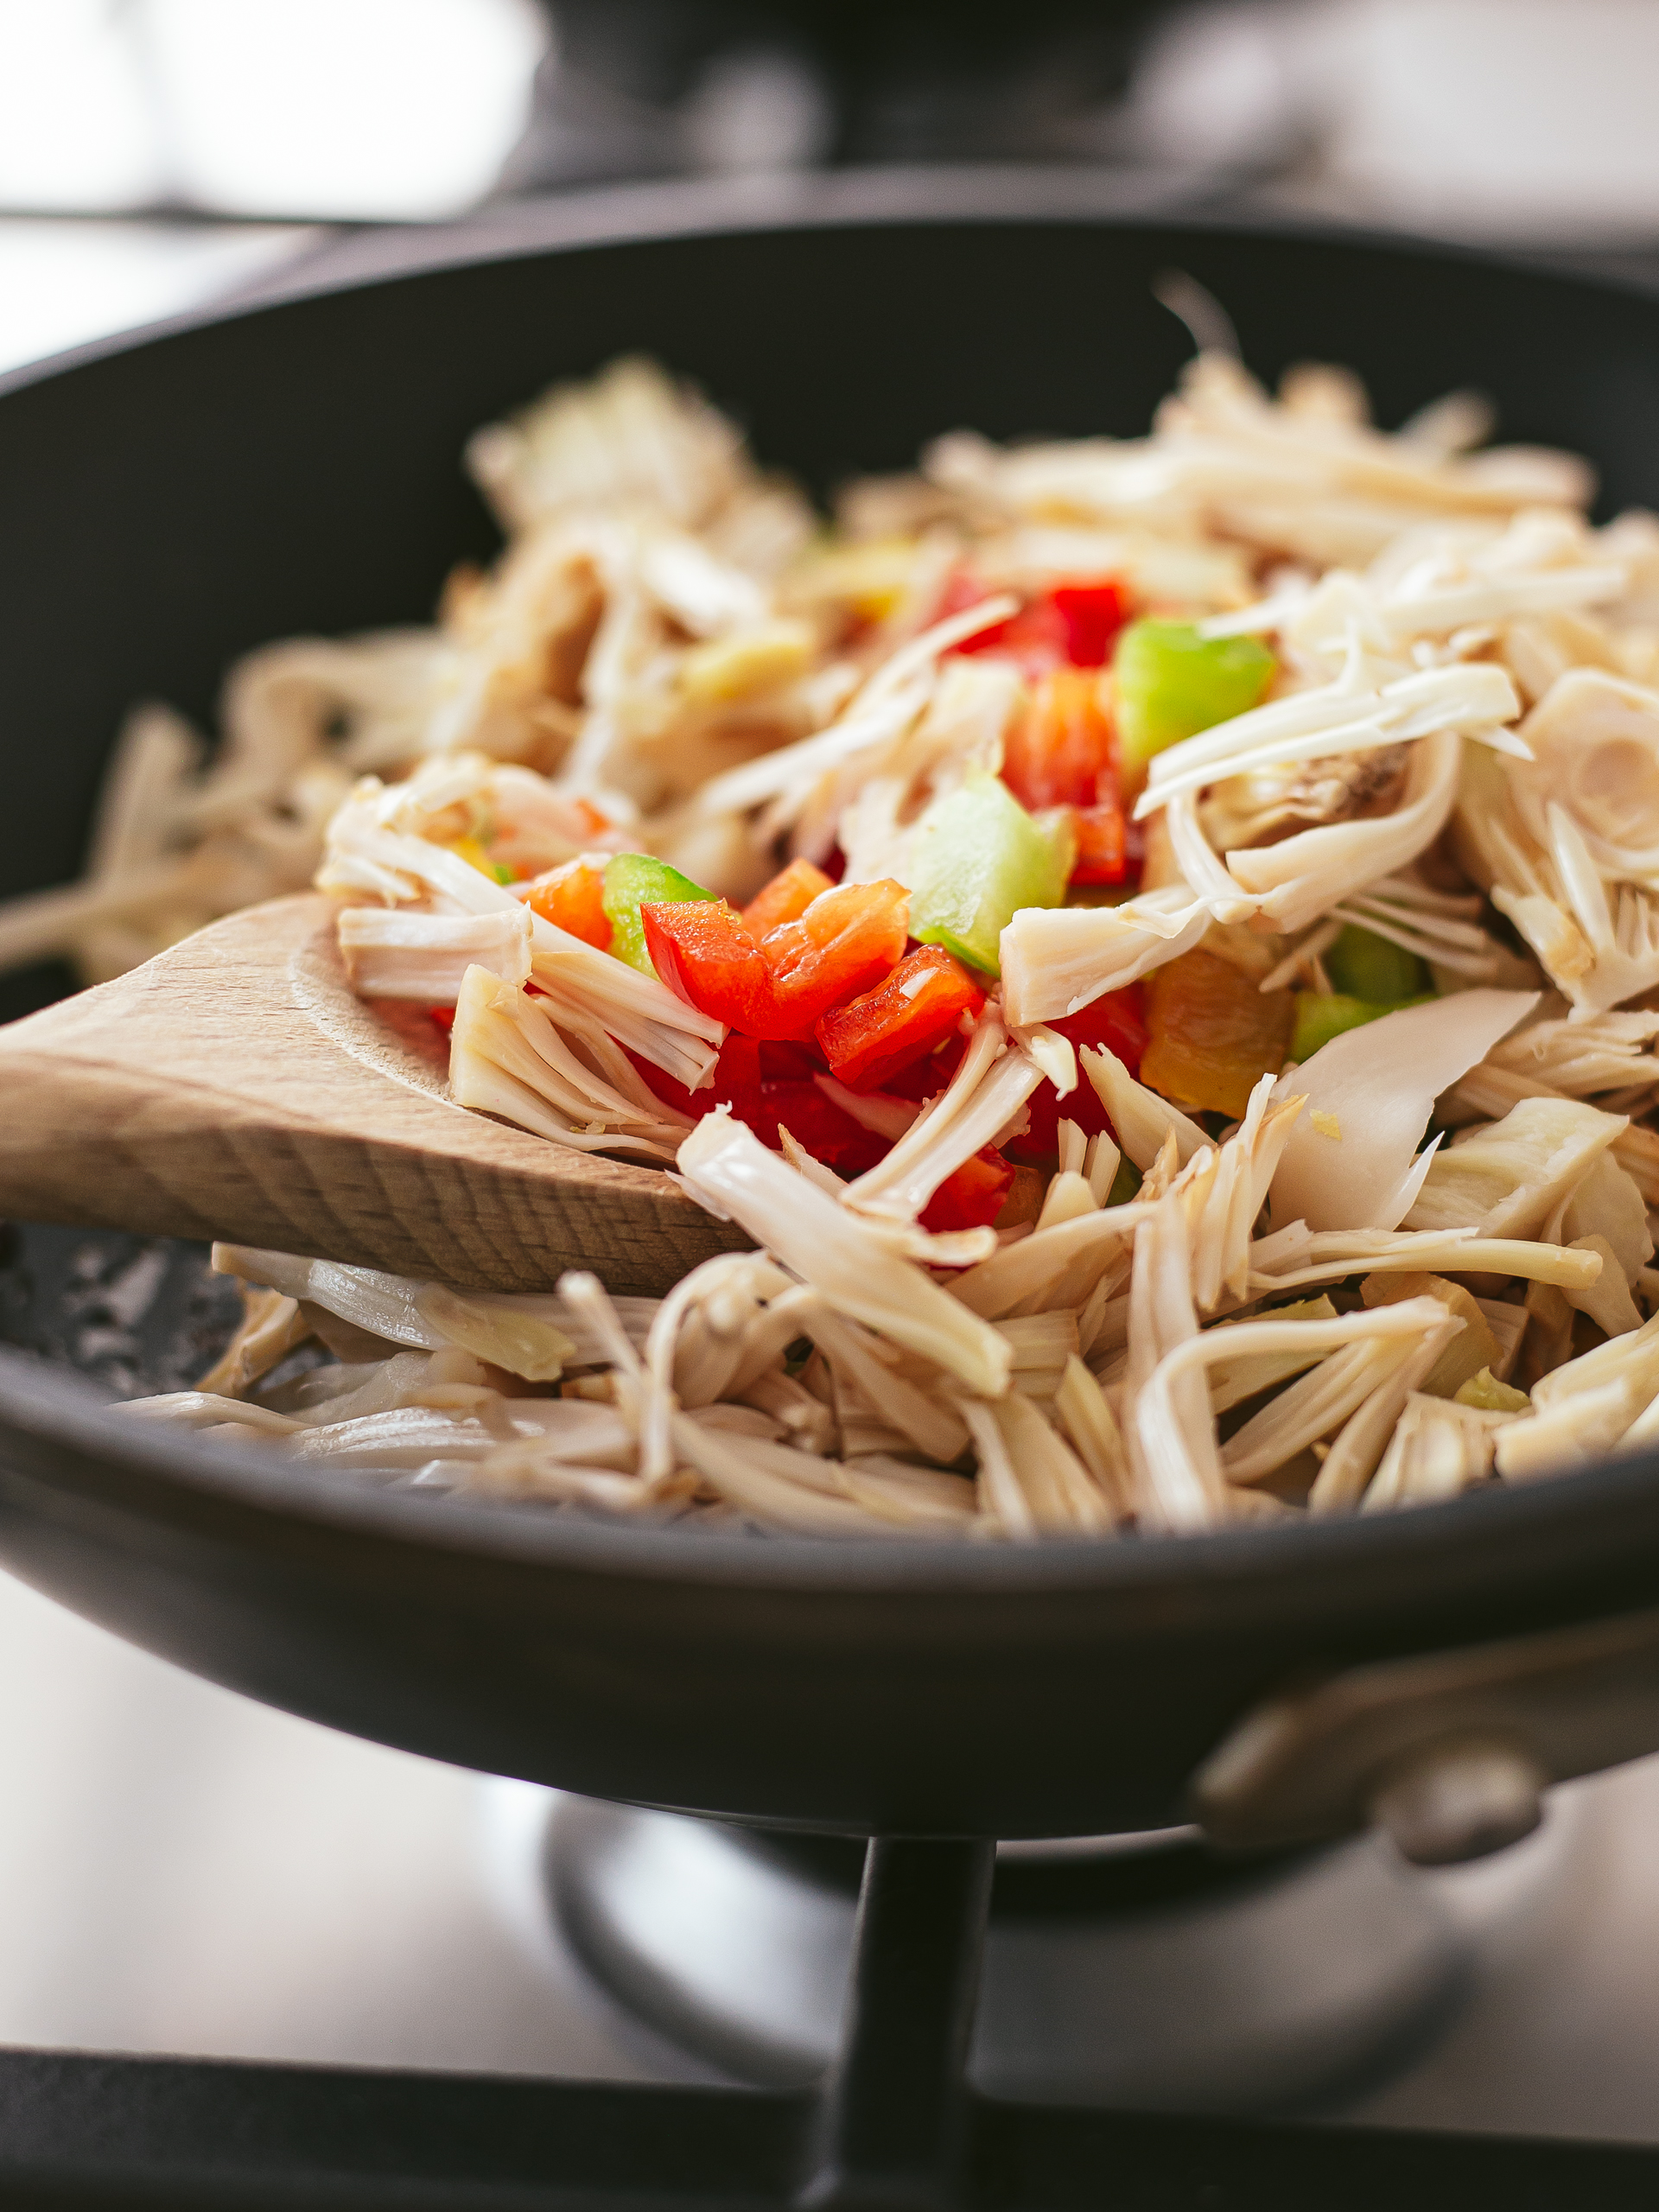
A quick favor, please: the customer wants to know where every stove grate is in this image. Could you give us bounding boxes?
[1,1837,1655,2209]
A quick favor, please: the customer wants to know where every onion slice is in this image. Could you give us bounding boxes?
[1268,988,1538,1232]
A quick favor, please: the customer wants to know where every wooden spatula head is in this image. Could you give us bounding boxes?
[0,895,748,1294]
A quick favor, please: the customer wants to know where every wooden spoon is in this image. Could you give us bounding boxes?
[0,894,750,1294]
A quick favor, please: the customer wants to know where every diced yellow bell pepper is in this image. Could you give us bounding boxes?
[1141,947,1294,1119]
[790,538,922,622]
[448,835,511,884]
[1360,1273,1501,1400]
[680,620,817,706]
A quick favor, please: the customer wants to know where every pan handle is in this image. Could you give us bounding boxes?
[1189,1602,1659,1866]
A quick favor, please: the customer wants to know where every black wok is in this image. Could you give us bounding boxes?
[5,175,1659,1843]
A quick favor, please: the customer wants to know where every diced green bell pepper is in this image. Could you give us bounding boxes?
[601,853,713,975]
[1112,620,1276,785]
[1455,1367,1531,1414]
[1324,924,1427,1003]
[907,769,1072,978]
[1107,1155,1143,1206]
[1291,988,1435,1064]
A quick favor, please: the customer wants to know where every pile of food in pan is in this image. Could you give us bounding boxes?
[11,349,1659,1539]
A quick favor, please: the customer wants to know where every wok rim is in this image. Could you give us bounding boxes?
[4,163,1656,408]
[8,1334,1659,1608]
[4,171,1659,1618]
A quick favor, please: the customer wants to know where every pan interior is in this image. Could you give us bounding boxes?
[6,198,1659,1834]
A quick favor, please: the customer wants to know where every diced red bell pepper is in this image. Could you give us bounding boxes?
[882,1031,966,1102]
[1001,668,1130,887]
[938,570,1130,677]
[1002,984,1149,1165]
[520,856,612,950]
[754,1082,890,1175]
[628,1033,764,1126]
[920,1146,1014,1232]
[1054,981,1148,1077]
[962,600,1070,671]
[644,882,909,1040]
[1002,667,1115,812]
[632,1041,887,1174]
[630,1034,931,1187]
[641,901,779,1034]
[633,1021,907,1179]
[1048,579,1129,668]
[761,880,910,1033]
[938,569,1067,673]
[1070,804,1128,887]
[815,944,983,1092]
[711,1032,766,1123]
[741,856,835,936]
[756,1038,823,1081]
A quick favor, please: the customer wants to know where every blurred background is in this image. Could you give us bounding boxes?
[6,0,1659,375]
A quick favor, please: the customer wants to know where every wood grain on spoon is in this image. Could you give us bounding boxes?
[0,893,750,1294]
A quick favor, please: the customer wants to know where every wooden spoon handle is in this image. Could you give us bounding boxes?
[0,894,747,1294]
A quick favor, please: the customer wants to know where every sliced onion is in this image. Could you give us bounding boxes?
[1268,988,1537,1232]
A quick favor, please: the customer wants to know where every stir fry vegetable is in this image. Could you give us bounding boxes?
[943,573,1128,675]
[908,770,1074,976]
[644,878,909,1039]
[57,342,1659,1540]
[817,945,983,1091]
[1287,925,1433,1060]
[602,855,712,976]
[1113,620,1276,790]
[522,856,612,949]
[1142,949,1296,1120]
[1325,925,1428,1004]
[741,856,835,933]
[1290,988,1428,1064]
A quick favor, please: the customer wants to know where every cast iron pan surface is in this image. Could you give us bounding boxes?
[4,181,1659,1839]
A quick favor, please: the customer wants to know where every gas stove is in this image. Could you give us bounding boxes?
[4,1551,1659,2203]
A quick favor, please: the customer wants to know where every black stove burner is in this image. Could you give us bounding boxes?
[541,1796,1510,2109]
[0,1835,1656,2207]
